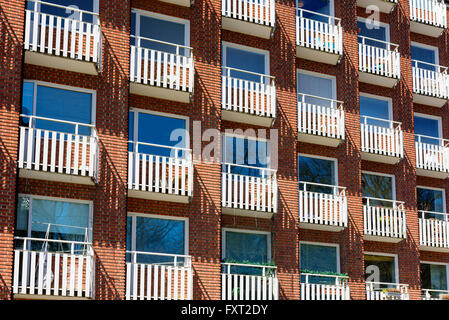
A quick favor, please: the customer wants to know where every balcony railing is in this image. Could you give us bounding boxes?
[13,236,94,298]
[410,0,447,29]
[125,251,193,300]
[360,116,404,161]
[296,8,343,63]
[24,0,101,72]
[366,281,409,300]
[300,273,350,300]
[128,142,193,201]
[130,35,194,97]
[363,197,406,241]
[419,210,449,250]
[297,94,345,145]
[222,0,275,27]
[222,67,276,122]
[422,289,449,300]
[298,182,348,230]
[415,134,449,176]
[412,60,449,104]
[18,115,99,182]
[221,163,277,215]
[358,36,400,82]
[221,262,278,300]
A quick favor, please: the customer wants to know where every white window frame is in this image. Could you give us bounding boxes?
[411,41,439,66]
[131,9,190,48]
[221,132,271,169]
[23,80,96,128]
[299,241,341,273]
[364,251,399,284]
[127,212,189,255]
[361,170,396,201]
[357,16,390,43]
[297,69,337,100]
[414,112,443,139]
[359,92,393,122]
[417,185,447,213]
[129,108,190,153]
[222,41,270,76]
[17,194,94,243]
[420,260,449,290]
[298,153,338,186]
[221,228,272,262]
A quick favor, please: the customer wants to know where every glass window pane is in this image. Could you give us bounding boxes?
[365,254,396,285]
[357,20,387,48]
[298,0,331,22]
[224,46,266,82]
[128,111,134,152]
[297,72,334,107]
[298,155,335,194]
[35,85,92,135]
[362,173,393,206]
[300,243,337,272]
[360,96,390,127]
[411,45,436,71]
[414,116,440,145]
[36,0,95,23]
[421,263,447,291]
[225,231,268,264]
[417,188,444,218]
[16,196,30,238]
[21,82,34,127]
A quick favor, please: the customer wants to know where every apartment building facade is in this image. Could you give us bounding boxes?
[0,0,449,301]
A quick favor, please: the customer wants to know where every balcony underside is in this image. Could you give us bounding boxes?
[222,206,274,219]
[14,293,91,300]
[222,109,274,127]
[19,168,95,185]
[420,245,449,253]
[410,20,445,38]
[361,152,402,165]
[130,82,191,103]
[128,189,191,204]
[416,168,449,179]
[25,51,98,75]
[296,46,341,65]
[222,16,273,39]
[159,0,191,7]
[298,132,342,147]
[413,93,447,108]
[359,71,398,88]
[356,0,396,13]
[299,222,345,232]
[364,234,404,243]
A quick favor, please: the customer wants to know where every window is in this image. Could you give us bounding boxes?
[222,135,270,177]
[297,70,336,107]
[131,10,189,56]
[362,172,394,207]
[300,242,339,284]
[357,18,389,49]
[297,0,333,22]
[414,114,441,145]
[365,254,397,286]
[222,42,269,83]
[129,110,188,158]
[298,155,336,194]
[360,94,392,128]
[411,43,438,71]
[421,263,448,298]
[28,0,98,23]
[418,187,445,220]
[222,229,270,275]
[16,195,91,253]
[127,214,187,265]
[22,81,95,136]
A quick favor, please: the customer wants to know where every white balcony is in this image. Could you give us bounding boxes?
[296,8,343,65]
[221,263,278,300]
[410,0,447,37]
[24,1,101,75]
[298,182,348,232]
[130,36,194,103]
[297,94,345,147]
[366,282,409,300]
[422,289,449,300]
[356,0,398,13]
[221,0,275,39]
[300,273,350,300]
[363,197,406,242]
[222,67,276,127]
[419,211,449,252]
[415,135,449,179]
[412,61,449,107]
[222,164,277,219]
[358,37,400,88]
[125,252,193,300]
[13,237,94,300]
[360,116,404,164]
[18,115,98,185]
[159,0,192,7]
[128,143,193,203]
